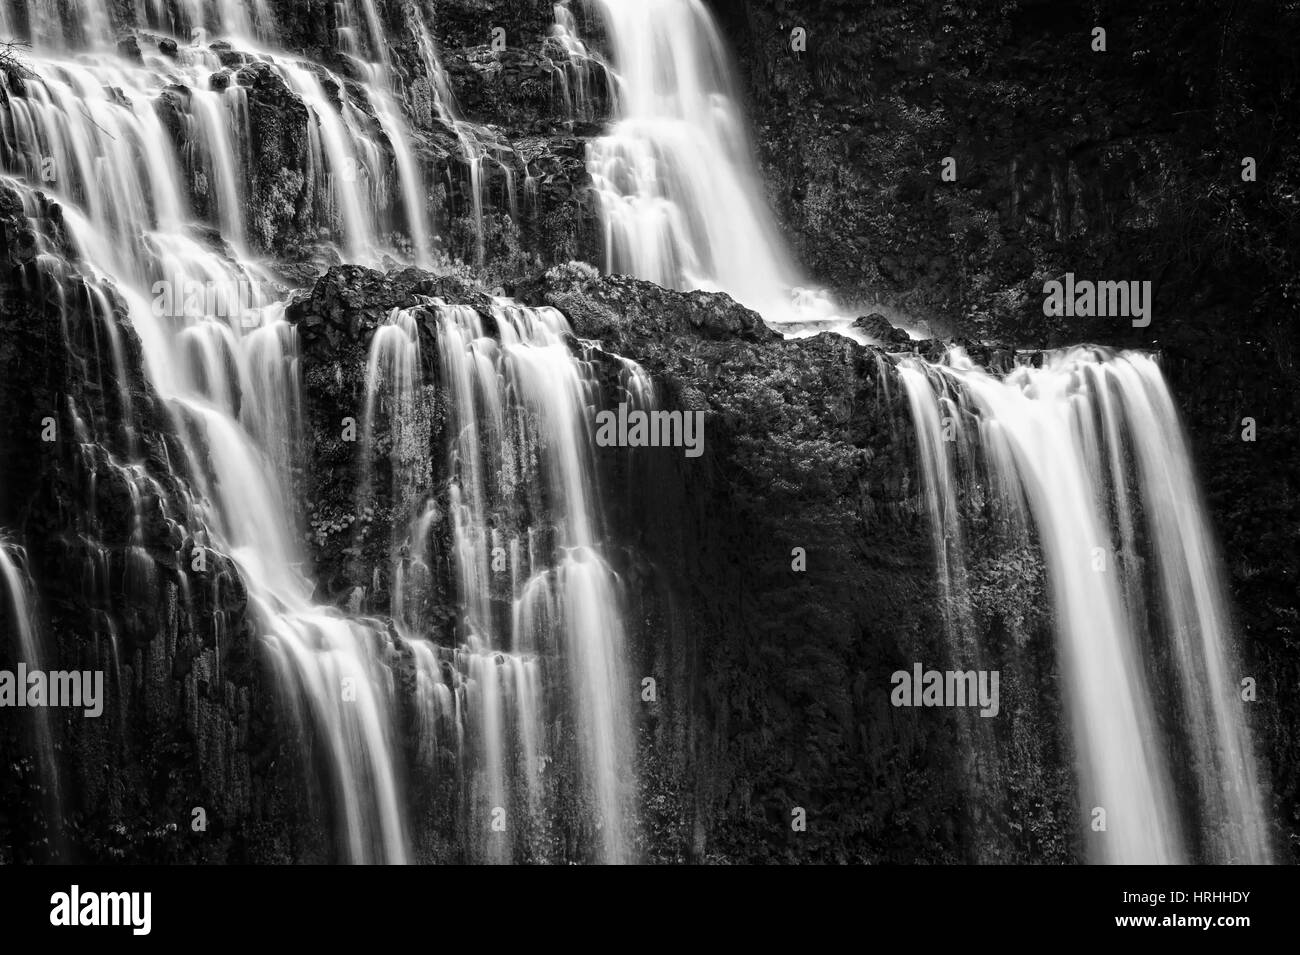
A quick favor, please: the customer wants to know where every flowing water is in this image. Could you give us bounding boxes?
[0,0,1275,867]
[900,348,1271,864]
[1,0,635,863]
[410,8,525,268]
[546,2,606,123]
[0,540,61,843]
[361,299,636,862]
[585,0,842,327]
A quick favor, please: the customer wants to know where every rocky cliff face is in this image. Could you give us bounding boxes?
[102,0,604,280]
[705,0,1300,857]
[0,183,323,863]
[519,266,1079,862]
[274,260,1080,862]
[2,0,1295,863]
[3,193,1291,860]
[713,0,1299,337]
[202,0,1299,358]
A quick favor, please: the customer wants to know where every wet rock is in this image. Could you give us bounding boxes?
[117,35,142,63]
[852,313,912,346]
[0,186,311,863]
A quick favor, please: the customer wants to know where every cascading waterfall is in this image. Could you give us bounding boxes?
[336,0,434,268]
[0,541,61,839]
[546,3,605,123]
[1,0,637,863]
[900,347,1271,864]
[410,8,524,267]
[0,542,43,701]
[489,300,635,862]
[585,0,841,326]
[361,298,636,863]
[1,0,1274,872]
[14,58,413,856]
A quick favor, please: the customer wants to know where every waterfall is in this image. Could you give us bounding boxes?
[585,0,841,326]
[0,540,62,844]
[2,0,1276,872]
[361,299,636,863]
[410,9,524,268]
[900,347,1271,864]
[545,3,606,123]
[1,0,635,862]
